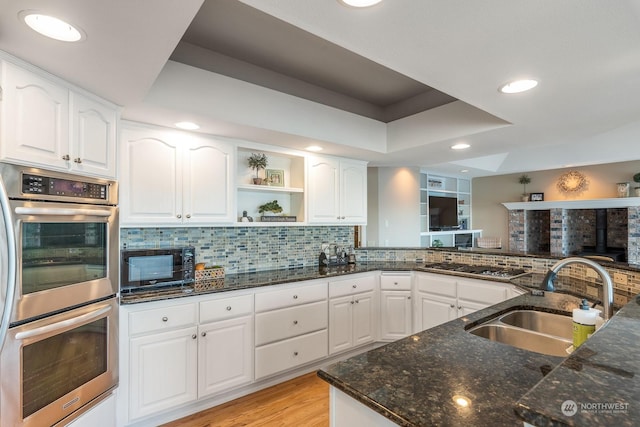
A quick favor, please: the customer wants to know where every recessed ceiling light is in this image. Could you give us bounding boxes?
[175,121,200,130]
[499,79,538,94]
[339,0,383,8]
[306,145,323,152]
[451,143,470,150]
[20,11,84,42]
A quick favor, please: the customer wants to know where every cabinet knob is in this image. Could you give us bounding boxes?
[226,306,232,311]
[458,306,462,310]
[336,216,340,220]
[176,214,182,219]
[450,304,455,309]
[350,300,354,305]
[352,284,357,289]
[186,214,191,218]
[341,216,346,219]
[293,295,298,299]
[394,282,398,285]
[201,332,207,337]
[293,320,298,325]
[192,334,197,339]
[74,157,82,164]
[408,296,411,300]
[355,299,360,304]
[293,351,299,356]
[162,316,168,322]
[62,154,71,161]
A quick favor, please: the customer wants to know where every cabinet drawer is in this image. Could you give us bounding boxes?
[380,273,412,290]
[457,280,509,305]
[329,274,376,298]
[255,282,327,312]
[255,301,328,346]
[255,329,328,380]
[415,274,457,297]
[200,294,253,323]
[129,302,197,336]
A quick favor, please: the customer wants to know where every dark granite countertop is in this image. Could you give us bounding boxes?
[120,261,422,304]
[318,286,640,426]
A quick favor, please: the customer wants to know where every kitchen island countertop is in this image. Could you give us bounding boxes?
[318,288,640,426]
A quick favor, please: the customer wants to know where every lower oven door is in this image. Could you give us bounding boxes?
[0,298,118,427]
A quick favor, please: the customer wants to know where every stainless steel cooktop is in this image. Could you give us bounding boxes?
[423,262,530,280]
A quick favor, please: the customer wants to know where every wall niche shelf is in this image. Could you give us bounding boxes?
[503,197,640,211]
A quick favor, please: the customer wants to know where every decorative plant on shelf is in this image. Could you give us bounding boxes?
[258,200,283,215]
[247,153,268,184]
[518,174,531,201]
[634,172,640,196]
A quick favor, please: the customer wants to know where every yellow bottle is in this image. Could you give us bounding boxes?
[572,299,599,348]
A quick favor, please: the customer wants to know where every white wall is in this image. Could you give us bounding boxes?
[366,167,420,247]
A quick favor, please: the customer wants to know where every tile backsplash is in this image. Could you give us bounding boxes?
[120,226,354,274]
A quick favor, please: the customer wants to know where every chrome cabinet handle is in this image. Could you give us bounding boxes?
[192,334,197,339]
[293,295,298,299]
[201,332,207,337]
[226,306,232,311]
[293,320,298,325]
[350,300,354,305]
[74,158,82,164]
[352,284,357,288]
[186,214,191,218]
[176,214,182,219]
[293,351,299,356]
[450,304,455,308]
[458,306,462,310]
[62,154,70,161]
[355,299,360,304]
[162,316,168,322]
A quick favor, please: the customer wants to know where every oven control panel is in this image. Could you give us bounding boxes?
[22,173,107,200]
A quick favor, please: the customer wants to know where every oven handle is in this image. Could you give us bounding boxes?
[0,176,18,352]
[14,207,113,217]
[15,304,112,340]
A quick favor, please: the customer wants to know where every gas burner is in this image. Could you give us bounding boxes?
[423,263,528,280]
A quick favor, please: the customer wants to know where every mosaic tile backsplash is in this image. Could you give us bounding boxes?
[120,226,354,274]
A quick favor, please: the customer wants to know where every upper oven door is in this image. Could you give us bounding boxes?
[9,199,118,323]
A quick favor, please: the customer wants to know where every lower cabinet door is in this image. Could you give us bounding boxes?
[129,327,198,420]
[415,293,457,332]
[255,329,328,380]
[329,296,353,355]
[352,291,375,347]
[198,315,254,398]
[380,290,412,341]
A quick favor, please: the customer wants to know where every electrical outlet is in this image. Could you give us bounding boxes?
[613,272,628,286]
[586,269,598,279]
[614,294,627,306]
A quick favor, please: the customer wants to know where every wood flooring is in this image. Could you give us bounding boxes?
[161,372,329,427]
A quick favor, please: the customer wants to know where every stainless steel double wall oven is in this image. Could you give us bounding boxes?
[0,163,119,427]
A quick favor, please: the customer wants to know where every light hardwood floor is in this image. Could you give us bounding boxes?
[161,372,329,427]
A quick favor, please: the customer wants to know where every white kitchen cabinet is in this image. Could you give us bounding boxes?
[120,123,235,225]
[0,60,118,178]
[328,274,376,354]
[129,326,198,420]
[413,273,514,332]
[307,155,367,224]
[198,314,253,398]
[379,273,413,341]
[254,280,328,380]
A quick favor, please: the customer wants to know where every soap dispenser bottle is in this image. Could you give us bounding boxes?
[572,299,600,348]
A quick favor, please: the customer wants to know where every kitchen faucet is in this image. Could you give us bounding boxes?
[541,257,614,320]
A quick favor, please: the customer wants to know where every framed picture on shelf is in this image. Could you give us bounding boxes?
[266,169,284,187]
[530,192,544,202]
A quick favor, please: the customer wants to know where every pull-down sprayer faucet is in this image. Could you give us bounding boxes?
[541,257,614,320]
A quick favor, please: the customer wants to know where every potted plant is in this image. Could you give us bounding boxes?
[518,174,531,201]
[247,153,268,184]
[258,200,283,215]
[634,173,640,197]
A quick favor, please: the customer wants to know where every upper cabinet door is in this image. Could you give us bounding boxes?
[1,61,69,169]
[183,137,236,224]
[120,126,182,225]
[340,160,367,224]
[70,91,117,178]
[307,156,340,223]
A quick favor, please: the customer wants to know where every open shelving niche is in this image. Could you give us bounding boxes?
[419,173,481,247]
[236,147,306,225]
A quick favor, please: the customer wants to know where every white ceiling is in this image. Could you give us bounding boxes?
[2,0,640,177]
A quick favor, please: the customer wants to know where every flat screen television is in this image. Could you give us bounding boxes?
[429,196,459,231]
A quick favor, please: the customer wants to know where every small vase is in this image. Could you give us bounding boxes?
[253,178,263,185]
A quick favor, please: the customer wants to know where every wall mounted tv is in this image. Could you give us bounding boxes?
[429,196,459,231]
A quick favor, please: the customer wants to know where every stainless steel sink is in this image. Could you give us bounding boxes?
[499,310,573,340]
[467,310,572,357]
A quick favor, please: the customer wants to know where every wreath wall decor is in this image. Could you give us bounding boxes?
[557,170,589,194]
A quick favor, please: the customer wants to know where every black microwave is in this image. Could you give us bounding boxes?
[120,247,195,291]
